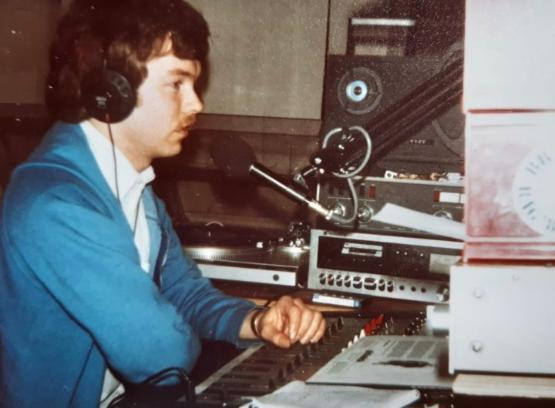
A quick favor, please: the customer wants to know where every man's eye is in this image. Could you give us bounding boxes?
[171,81,182,90]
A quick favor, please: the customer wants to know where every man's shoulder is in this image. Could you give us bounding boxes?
[8,121,109,202]
[4,155,113,229]
[2,169,110,231]
[29,121,89,165]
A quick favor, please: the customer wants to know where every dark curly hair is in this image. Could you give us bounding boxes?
[45,0,209,122]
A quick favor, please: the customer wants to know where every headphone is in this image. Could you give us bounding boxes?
[80,56,136,202]
[80,63,136,123]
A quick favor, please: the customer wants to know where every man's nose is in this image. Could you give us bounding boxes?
[183,88,203,115]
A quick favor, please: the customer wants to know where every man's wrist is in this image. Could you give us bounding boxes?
[249,306,268,339]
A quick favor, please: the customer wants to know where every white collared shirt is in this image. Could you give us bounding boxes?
[80,120,155,405]
[81,120,155,272]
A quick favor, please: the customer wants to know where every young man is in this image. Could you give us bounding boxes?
[0,0,325,406]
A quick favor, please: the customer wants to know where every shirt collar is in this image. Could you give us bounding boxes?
[80,120,155,202]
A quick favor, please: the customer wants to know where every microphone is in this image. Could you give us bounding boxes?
[210,135,335,219]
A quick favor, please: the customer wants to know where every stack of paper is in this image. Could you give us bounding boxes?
[242,380,420,408]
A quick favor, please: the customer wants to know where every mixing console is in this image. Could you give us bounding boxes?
[194,312,428,407]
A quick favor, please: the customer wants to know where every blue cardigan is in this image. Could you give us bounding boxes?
[0,122,255,407]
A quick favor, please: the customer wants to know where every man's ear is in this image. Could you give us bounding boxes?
[81,66,136,123]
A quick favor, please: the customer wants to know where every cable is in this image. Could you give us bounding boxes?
[329,177,359,225]
[108,367,195,408]
[320,125,371,225]
[321,125,372,178]
[106,113,121,202]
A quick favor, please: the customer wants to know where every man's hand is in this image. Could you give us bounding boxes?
[242,296,326,348]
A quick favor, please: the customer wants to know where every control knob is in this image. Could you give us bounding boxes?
[332,202,347,218]
[358,205,374,223]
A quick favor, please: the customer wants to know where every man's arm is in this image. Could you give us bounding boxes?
[154,199,256,345]
[4,169,202,380]
[154,199,325,349]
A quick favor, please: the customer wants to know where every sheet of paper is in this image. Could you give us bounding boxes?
[241,380,420,408]
[308,336,453,390]
[372,203,466,241]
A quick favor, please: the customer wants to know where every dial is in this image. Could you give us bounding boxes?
[512,148,555,236]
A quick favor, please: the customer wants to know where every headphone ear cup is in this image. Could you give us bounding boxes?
[81,68,136,123]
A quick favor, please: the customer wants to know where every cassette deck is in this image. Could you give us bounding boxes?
[308,229,462,303]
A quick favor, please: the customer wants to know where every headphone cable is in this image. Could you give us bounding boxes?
[105,114,121,202]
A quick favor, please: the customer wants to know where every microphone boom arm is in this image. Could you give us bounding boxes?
[249,164,334,220]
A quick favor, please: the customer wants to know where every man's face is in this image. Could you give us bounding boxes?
[117,52,203,170]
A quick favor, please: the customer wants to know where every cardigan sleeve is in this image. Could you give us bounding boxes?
[154,198,256,346]
[3,167,203,381]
